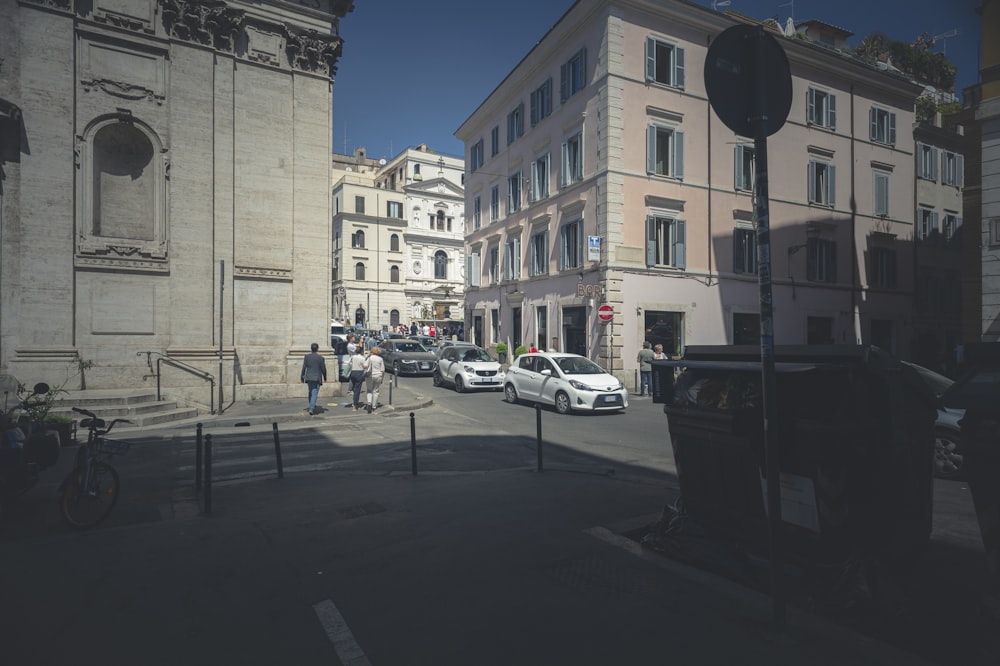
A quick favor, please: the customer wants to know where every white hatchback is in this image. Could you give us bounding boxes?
[504,352,628,414]
[434,345,504,392]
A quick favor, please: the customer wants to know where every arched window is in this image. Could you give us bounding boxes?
[355,262,366,280]
[352,230,365,248]
[434,250,448,279]
[390,309,400,327]
[390,233,400,252]
[390,265,399,283]
[355,307,366,326]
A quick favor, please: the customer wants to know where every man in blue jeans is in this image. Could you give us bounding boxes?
[300,342,327,415]
[636,340,654,397]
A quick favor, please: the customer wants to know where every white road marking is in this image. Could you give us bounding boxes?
[312,599,372,666]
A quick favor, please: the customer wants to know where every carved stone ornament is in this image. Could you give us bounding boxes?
[284,26,344,77]
[21,0,72,10]
[81,78,165,104]
[160,0,245,52]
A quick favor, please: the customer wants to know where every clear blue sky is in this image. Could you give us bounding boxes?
[331,0,983,161]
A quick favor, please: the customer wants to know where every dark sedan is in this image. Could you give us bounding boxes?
[380,340,437,376]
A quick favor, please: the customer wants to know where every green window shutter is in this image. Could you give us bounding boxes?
[646,217,656,266]
[645,37,656,81]
[646,125,656,174]
[672,219,686,270]
[828,93,836,129]
[672,130,684,179]
[673,47,685,89]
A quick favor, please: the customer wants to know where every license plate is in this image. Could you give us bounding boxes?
[420,363,430,369]
[603,395,618,403]
[477,379,495,384]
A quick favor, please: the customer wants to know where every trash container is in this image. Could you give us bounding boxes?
[656,345,937,569]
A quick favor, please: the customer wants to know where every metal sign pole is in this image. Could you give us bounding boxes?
[219,260,224,412]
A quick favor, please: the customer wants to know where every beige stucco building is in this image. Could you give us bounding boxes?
[458,0,923,383]
[0,0,353,407]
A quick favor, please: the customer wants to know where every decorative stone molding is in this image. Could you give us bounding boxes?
[93,0,156,34]
[160,0,245,52]
[245,23,283,67]
[284,26,343,76]
[21,0,72,11]
[81,78,165,104]
[234,266,293,281]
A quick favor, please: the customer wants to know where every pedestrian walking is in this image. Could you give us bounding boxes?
[300,342,327,415]
[348,350,366,410]
[363,346,386,413]
[637,341,654,397]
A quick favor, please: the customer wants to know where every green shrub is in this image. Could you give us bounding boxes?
[514,345,528,358]
[495,342,508,354]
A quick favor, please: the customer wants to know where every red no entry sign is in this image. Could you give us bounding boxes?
[597,304,614,322]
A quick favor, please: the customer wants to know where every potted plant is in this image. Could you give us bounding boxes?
[18,381,74,446]
[514,345,528,359]
[495,341,508,364]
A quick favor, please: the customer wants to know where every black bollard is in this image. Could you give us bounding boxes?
[389,379,393,405]
[272,422,284,479]
[204,433,213,515]
[536,404,543,473]
[195,423,203,492]
[410,411,417,476]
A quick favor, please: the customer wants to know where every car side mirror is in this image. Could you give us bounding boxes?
[540,369,552,377]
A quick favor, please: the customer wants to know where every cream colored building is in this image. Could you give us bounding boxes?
[0,0,352,406]
[457,0,922,381]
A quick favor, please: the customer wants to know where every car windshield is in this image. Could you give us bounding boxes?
[902,361,953,397]
[461,349,493,363]
[555,356,606,375]
[394,342,426,353]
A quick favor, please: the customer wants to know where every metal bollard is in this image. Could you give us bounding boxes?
[389,379,393,405]
[195,423,203,492]
[203,433,213,515]
[410,411,417,476]
[272,422,284,479]
[536,404,543,472]
[394,371,398,388]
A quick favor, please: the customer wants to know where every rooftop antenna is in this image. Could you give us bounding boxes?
[711,0,731,10]
[932,28,958,55]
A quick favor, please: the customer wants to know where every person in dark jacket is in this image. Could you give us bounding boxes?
[300,342,327,415]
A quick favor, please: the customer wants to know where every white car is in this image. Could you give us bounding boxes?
[434,346,505,392]
[503,352,628,414]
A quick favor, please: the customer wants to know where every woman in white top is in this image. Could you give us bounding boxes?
[362,347,386,413]
[349,352,367,410]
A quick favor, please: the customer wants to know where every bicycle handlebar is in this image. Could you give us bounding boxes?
[72,406,133,434]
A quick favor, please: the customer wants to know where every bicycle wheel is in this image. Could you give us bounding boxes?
[61,462,120,528]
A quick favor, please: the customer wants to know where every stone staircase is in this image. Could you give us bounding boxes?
[51,389,202,431]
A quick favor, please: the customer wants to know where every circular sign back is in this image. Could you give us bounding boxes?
[704,24,792,137]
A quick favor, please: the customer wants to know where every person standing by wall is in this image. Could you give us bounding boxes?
[300,342,327,415]
[363,346,386,413]
[637,341,654,397]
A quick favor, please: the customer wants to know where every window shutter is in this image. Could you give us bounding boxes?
[576,222,583,268]
[735,145,745,189]
[733,229,744,273]
[828,93,836,129]
[808,161,817,202]
[530,92,538,126]
[869,108,877,141]
[559,228,566,271]
[888,250,897,288]
[672,130,684,179]
[646,125,656,174]
[827,165,836,206]
[646,217,656,266]
[672,219,686,269]
[467,253,481,287]
[807,88,816,124]
[806,239,817,281]
[673,47,685,89]
[888,112,896,146]
[957,154,965,187]
[830,242,838,283]
[931,147,939,181]
[580,48,587,88]
[515,238,521,279]
[645,38,655,81]
[560,63,568,102]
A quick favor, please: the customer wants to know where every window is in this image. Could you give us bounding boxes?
[530,78,553,126]
[490,126,500,157]
[530,230,549,276]
[537,306,548,352]
[473,196,482,230]
[503,237,521,281]
[507,102,524,145]
[560,47,587,102]
[490,185,500,222]
[733,227,756,274]
[333,259,339,281]
[390,233,400,252]
[355,262,366,281]
[646,215,686,269]
[645,311,683,356]
[943,213,962,241]
[508,171,522,213]
[735,144,754,192]
[869,107,896,146]
[733,312,760,346]
[413,163,421,176]
[466,252,481,287]
[387,200,403,218]
[562,132,583,186]
[806,316,834,344]
[488,246,500,284]
[869,246,896,288]
[917,207,939,241]
[390,309,400,327]
[917,143,938,181]
[470,139,484,172]
[434,250,448,280]
[435,211,446,231]
[645,37,685,89]
[355,195,365,214]
[647,124,684,178]
[352,230,365,248]
[942,150,964,187]
[870,319,894,352]
[530,153,550,202]
[491,308,500,343]
[874,171,890,217]
[390,265,400,283]
[808,160,836,206]
[559,220,583,271]
[806,238,836,283]
[807,88,836,129]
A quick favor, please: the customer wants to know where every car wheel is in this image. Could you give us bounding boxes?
[504,383,519,404]
[934,429,964,479]
[454,375,466,393]
[554,391,571,415]
[393,361,402,376]
[432,370,443,387]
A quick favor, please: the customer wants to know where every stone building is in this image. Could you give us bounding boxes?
[0,0,353,407]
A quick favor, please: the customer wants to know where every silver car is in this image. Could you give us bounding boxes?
[434,346,505,392]
[902,361,965,479]
[380,340,437,376]
[504,352,628,414]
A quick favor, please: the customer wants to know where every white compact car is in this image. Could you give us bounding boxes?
[504,352,628,414]
[434,345,504,392]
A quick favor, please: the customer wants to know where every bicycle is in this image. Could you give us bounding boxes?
[59,407,133,528]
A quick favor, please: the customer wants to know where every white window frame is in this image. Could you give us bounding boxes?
[488,246,500,284]
[490,126,500,157]
[507,103,524,145]
[869,106,897,146]
[387,200,403,218]
[503,237,521,281]
[560,47,587,102]
[873,171,890,218]
[559,220,583,271]
[806,238,836,283]
[942,150,964,187]
[562,131,583,186]
[869,246,897,289]
[470,139,484,172]
[917,143,938,181]
[917,207,939,241]
[490,185,500,222]
[735,143,754,192]
[473,196,481,230]
[647,124,684,179]
[807,87,837,129]
[733,226,756,274]
[808,160,836,207]
[943,212,962,241]
[645,37,685,89]
[466,252,481,287]
[530,153,550,202]
[508,171,522,214]
[530,78,553,126]
[529,230,549,276]
[646,215,686,269]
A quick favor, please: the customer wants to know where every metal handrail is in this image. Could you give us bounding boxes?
[138,351,216,414]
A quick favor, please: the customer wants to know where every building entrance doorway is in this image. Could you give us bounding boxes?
[563,306,587,357]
